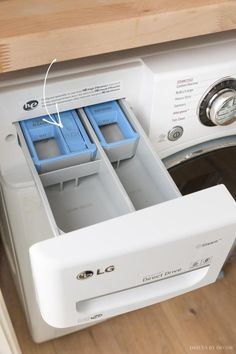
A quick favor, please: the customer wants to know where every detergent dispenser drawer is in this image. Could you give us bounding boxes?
[16,99,236,329]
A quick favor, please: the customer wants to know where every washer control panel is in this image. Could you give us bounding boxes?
[198,78,236,126]
[138,36,236,158]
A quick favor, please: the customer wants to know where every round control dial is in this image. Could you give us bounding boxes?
[199,78,236,126]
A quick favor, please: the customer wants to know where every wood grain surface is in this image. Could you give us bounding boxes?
[0,240,236,354]
[0,290,21,354]
[0,0,236,73]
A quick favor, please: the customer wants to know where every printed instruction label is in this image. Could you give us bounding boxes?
[41,81,122,108]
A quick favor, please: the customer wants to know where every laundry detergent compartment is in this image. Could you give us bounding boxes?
[14,99,236,329]
[42,159,134,232]
[110,100,173,210]
[18,100,179,234]
[18,107,135,233]
[80,100,177,210]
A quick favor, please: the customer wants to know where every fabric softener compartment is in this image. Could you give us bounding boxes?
[20,110,96,173]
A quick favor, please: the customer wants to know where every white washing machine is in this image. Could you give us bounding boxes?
[0,31,236,343]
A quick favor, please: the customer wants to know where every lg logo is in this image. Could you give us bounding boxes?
[23,100,39,111]
[77,266,115,280]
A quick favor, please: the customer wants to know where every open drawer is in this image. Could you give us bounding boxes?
[16,99,236,329]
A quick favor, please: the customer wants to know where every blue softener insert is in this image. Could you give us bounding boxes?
[84,100,139,162]
[20,110,96,173]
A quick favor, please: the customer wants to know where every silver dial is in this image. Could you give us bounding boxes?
[207,89,236,126]
[198,78,236,126]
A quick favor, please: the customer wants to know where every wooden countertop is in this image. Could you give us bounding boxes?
[0,0,236,73]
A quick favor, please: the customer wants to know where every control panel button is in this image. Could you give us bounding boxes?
[168,126,183,141]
